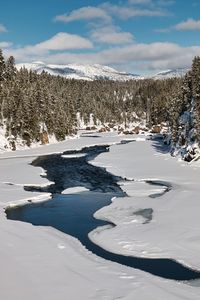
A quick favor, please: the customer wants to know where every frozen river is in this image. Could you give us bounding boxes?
[6,143,200,281]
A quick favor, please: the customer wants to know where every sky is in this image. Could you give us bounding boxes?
[0,0,200,74]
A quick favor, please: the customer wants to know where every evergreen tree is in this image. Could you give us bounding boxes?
[5,56,16,81]
[0,49,5,83]
[2,47,200,155]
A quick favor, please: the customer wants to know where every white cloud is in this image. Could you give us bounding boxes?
[0,42,12,48]
[4,33,200,74]
[54,6,112,23]
[89,42,187,65]
[175,19,200,31]
[3,33,93,61]
[54,2,167,25]
[158,18,200,33]
[11,42,198,74]
[33,32,93,52]
[101,3,167,19]
[0,24,7,33]
[91,26,134,44]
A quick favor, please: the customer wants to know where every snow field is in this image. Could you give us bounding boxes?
[0,133,200,299]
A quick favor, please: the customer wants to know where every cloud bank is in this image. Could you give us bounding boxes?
[4,38,200,74]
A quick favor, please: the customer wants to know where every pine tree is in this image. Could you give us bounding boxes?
[0,49,5,83]
[5,56,16,81]
[191,56,200,143]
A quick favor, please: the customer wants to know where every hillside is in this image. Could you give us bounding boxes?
[16,62,189,81]
[16,62,142,81]
[152,68,190,80]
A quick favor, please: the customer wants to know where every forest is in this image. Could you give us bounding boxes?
[0,49,200,159]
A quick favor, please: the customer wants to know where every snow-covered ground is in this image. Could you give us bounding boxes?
[91,137,200,270]
[0,132,200,299]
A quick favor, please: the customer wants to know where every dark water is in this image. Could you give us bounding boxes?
[6,144,200,281]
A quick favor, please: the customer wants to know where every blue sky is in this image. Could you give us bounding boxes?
[0,0,200,74]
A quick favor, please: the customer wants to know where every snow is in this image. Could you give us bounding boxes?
[16,61,189,81]
[0,132,200,299]
[62,153,87,158]
[151,68,189,79]
[62,186,89,194]
[16,62,141,81]
[0,125,78,153]
[0,124,10,151]
[91,137,200,270]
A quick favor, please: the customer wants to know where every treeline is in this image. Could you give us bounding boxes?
[1,49,199,158]
[168,56,200,160]
[0,49,181,148]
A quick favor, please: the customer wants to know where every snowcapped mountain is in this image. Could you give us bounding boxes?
[16,61,142,81]
[151,68,189,80]
[16,62,189,81]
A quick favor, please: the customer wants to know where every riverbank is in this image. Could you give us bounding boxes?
[91,136,200,271]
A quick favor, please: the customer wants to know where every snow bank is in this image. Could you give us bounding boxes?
[90,138,200,271]
[62,186,89,194]
[0,133,200,299]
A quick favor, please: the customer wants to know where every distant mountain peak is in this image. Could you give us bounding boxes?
[16,62,189,81]
[16,62,142,81]
[151,68,189,79]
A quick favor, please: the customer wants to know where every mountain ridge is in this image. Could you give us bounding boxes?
[16,61,189,81]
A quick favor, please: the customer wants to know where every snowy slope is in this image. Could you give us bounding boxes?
[16,61,141,81]
[16,62,189,81]
[152,68,189,80]
[91,137,200,271]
